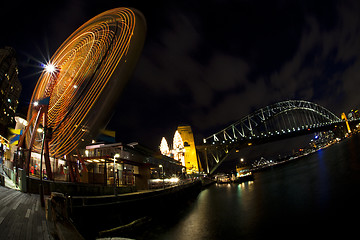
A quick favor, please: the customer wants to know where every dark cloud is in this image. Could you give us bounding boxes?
[204,53,250,92]
[267,1,360,114]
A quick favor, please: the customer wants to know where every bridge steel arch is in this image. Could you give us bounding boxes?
[204,100,341,144]
[199,100,342,175]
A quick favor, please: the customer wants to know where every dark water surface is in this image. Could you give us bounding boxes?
[136,135,360,239]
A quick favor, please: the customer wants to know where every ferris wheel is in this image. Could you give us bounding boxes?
[18,8,146,179]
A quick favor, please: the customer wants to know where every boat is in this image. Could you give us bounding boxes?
[233,171,254,183]
[216,175,231,184]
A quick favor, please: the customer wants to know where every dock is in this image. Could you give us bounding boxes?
[0,185,53,240]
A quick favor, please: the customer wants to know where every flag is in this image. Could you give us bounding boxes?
[9,128,22,146]
[97,129,116,143]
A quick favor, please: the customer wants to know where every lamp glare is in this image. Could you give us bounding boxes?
[45,63,56,73]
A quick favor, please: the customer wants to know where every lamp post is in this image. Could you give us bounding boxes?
[159,164,164,189]
[113,153,120,196]
[38,127,45,207]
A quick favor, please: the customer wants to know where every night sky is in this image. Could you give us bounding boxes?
[1,0,360,150]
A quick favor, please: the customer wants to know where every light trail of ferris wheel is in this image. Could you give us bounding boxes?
[26,8,146,158]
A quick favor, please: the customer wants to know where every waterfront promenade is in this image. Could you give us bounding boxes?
[0,185,53,240]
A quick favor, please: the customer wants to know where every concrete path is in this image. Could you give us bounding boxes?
[0,185,53,240]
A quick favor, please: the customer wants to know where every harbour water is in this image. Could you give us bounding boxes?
[134,134,360,239]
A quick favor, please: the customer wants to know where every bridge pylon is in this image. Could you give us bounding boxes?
[341,113,351,134]
[177,125,200,174]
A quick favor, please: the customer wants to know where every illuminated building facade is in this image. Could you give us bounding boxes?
[82,142,183,190]
[347,109,360,121]
[159,137,170,156]
[173,130,185,166]
[159,125,199,174]
[0,47,21,137]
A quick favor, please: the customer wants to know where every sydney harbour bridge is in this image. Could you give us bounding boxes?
[196,100,357,175]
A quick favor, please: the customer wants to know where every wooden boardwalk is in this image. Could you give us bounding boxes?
[0,186,53,240]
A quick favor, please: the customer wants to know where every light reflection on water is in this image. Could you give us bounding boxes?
[139,135,360,239]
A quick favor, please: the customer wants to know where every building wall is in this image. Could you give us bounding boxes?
[177,125,199,174]
[0,47,21,137]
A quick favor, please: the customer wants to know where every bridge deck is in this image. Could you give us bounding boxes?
[0,186,53,240]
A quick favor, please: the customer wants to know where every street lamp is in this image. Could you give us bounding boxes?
[38,126,46,207]
[113,153,120,196]
[159,164,164,189]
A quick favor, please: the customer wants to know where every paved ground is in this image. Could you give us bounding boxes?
[0,185,53,240]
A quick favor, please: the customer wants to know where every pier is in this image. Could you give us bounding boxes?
[0,185,52,240]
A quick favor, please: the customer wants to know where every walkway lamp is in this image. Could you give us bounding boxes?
[114,153,120,196]
[159,164,164,189]
[38,126,45,207]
